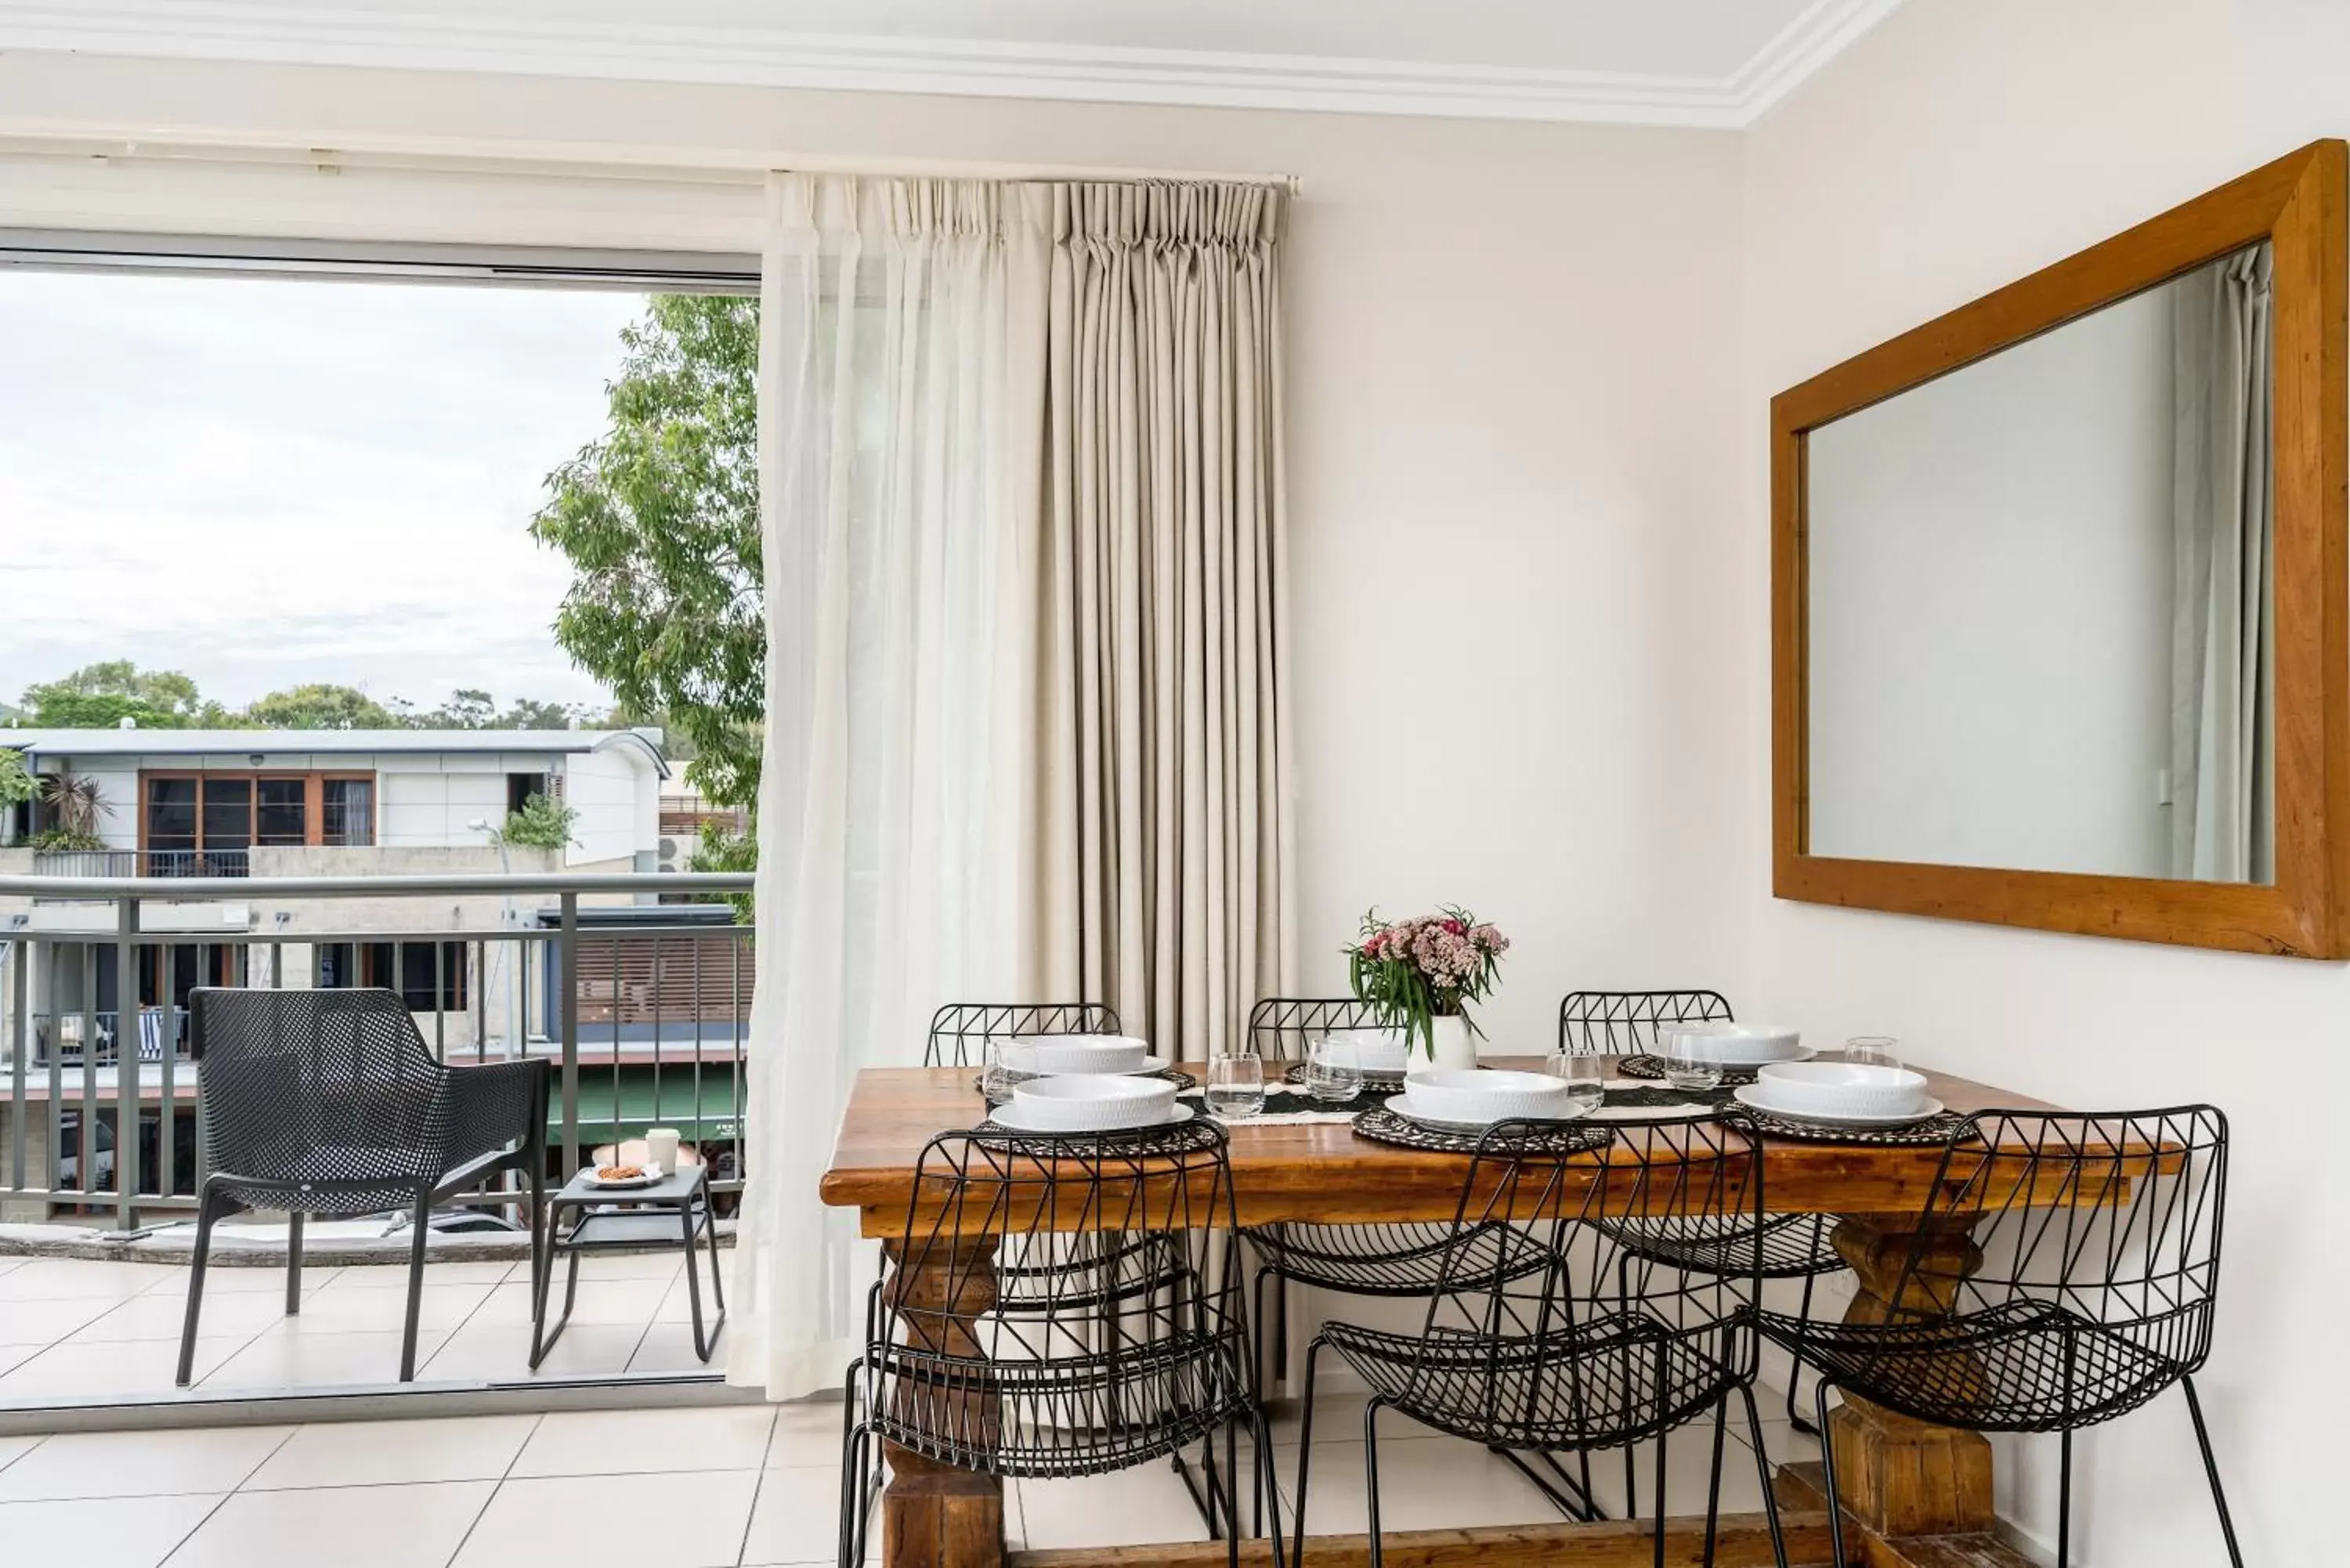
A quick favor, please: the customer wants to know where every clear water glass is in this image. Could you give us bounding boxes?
[1661,1024,1726,1092]
[981,1039,1026,1107]
[1303,1035,1363,1104]
[1842,1035,1903,1071]
[1206,1052,1267,1118]
[1544,1051,1607,1115]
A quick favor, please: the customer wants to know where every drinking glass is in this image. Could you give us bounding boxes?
[1303,1035,1363,1104]
[981,1038,1027,1107]
[1661,1024,1726,1092]
[1206,1052,1267,1118]
[1842,1035,1903,1071]
[1543,1051,1607,1115]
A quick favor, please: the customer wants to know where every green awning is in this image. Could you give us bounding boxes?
[550,1063,743,1148]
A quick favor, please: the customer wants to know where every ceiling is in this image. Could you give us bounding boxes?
[0,0,1908,125]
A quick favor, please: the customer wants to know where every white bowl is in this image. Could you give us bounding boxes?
[1668,1024,1806,1067]
[1008,1074,1180,1131]
[1398,1068,1571,1124]
[1754,1060,1928,1118]
[1007,1033,1152,1075]
[1317,1028,1413,1075]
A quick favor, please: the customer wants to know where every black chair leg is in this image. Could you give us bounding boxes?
[285,1210,305,1317]
[1362,1395,1387,1568]
[1814,1376,1846,1568]
[1784,1269,1819,1435]
[398,1191,431,1382]
[1251,1407,1288,1568]
[1617,1252,1638,1520]
[2058,1427,2073,1568]
[1736,1382,1791,1568]
[1651,1393,1670,1568]
[1702,1392,1730,1566]
[1291,1338,1327,1567]
[2182,1375,2245,1568]
[1224,1416,1242,1568]
[175,1180,223,1387]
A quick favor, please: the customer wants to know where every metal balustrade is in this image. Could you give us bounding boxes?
[0,869,756,1230]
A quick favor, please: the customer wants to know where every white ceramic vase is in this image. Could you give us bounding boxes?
[1421,1014,1479,1071]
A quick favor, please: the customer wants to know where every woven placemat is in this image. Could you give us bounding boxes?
[1733,1103,1975,1147]
[1350,1106,1614,1156]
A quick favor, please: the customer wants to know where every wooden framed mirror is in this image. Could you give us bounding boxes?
[1773,141,2348,956]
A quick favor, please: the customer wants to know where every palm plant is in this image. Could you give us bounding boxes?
[33,770,110,851]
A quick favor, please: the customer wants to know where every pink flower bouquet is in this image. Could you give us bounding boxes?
[1347,907,1510,1057]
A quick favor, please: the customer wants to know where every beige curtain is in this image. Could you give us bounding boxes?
[2169,241,2274,883]
[1025,182,1296,1060]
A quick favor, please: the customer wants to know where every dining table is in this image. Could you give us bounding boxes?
[818,1055,2062,1568]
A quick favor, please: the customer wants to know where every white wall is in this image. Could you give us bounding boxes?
[561,746,653,868]
[1741,2,2340,1563]
[1806,284,2176,876]
[0,51,1750,1053]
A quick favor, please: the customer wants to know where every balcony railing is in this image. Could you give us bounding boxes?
[31,848,251,878]
[0,869,755,1227]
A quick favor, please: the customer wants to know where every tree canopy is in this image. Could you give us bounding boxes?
[531,293,763,809]
[8,666,607,735]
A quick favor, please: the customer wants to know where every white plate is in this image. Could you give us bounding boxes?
[1383,1093,1589,1135]
[581,1165,665,1189]
[986,1102,1196,1134]
[1732,1084,1944,1129]
[1665,1024,1811,1068]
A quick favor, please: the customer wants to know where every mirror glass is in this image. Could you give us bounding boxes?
[1806,242,2275,883]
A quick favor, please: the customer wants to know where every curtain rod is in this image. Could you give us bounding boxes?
[0,125,1305,195]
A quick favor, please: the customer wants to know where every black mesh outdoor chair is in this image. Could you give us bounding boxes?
[1238,999,1565,1526]
[1292,1116,1787,1568]
[841,1118,1285,1568]
[1761,1105,2238,1568]
[1560,989,1846,1451]
[177,986,549,1386]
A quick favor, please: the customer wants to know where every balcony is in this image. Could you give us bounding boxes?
[29,848,251,878]
[0,866,754,1408]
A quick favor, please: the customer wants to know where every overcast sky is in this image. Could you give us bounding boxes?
[0,269,648,716]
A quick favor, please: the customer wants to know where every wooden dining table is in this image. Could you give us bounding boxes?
[819,1057,2059,1568]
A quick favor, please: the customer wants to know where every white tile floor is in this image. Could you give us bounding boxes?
[0,1388,1825,1568]
[0,1251,729,1404]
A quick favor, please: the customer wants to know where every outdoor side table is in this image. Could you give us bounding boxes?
[533,1162,725,1368]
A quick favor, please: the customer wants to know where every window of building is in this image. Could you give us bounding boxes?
[314,939,467,1012]
[140,771,376,863]
[507,771,550,814]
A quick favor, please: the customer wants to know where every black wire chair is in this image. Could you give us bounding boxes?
[1560,989,1845,1447]
[842,1118,1285,1568]
[1761,1105,2237,1568]
[1293,1116,1788,1568]
[177,986,548,1385]
[1239,998,1574,1522]
[924,1001,1122,1067]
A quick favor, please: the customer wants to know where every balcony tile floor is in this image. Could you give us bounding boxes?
[0,1252,728,1404]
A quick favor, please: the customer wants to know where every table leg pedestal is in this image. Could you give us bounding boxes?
[880,1235,1006,1568]
[1774,1213,2004,1565]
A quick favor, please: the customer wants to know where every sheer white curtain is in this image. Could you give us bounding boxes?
[728,175,1039,1399]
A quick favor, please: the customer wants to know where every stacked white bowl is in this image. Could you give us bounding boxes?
[1670,1024,1807,1067]
[1003,1033,1153,1075]
[1752,1060,1929,1118]
[1396,1068,1578,1125]
[1007,1074,1180,1131]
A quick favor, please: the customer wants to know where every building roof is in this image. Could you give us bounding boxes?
[0,727,670,776]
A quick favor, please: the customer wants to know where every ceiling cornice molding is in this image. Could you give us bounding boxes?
[0,0,1905,128]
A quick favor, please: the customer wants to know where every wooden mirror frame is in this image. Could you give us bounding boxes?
[1773,141,2349,958]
